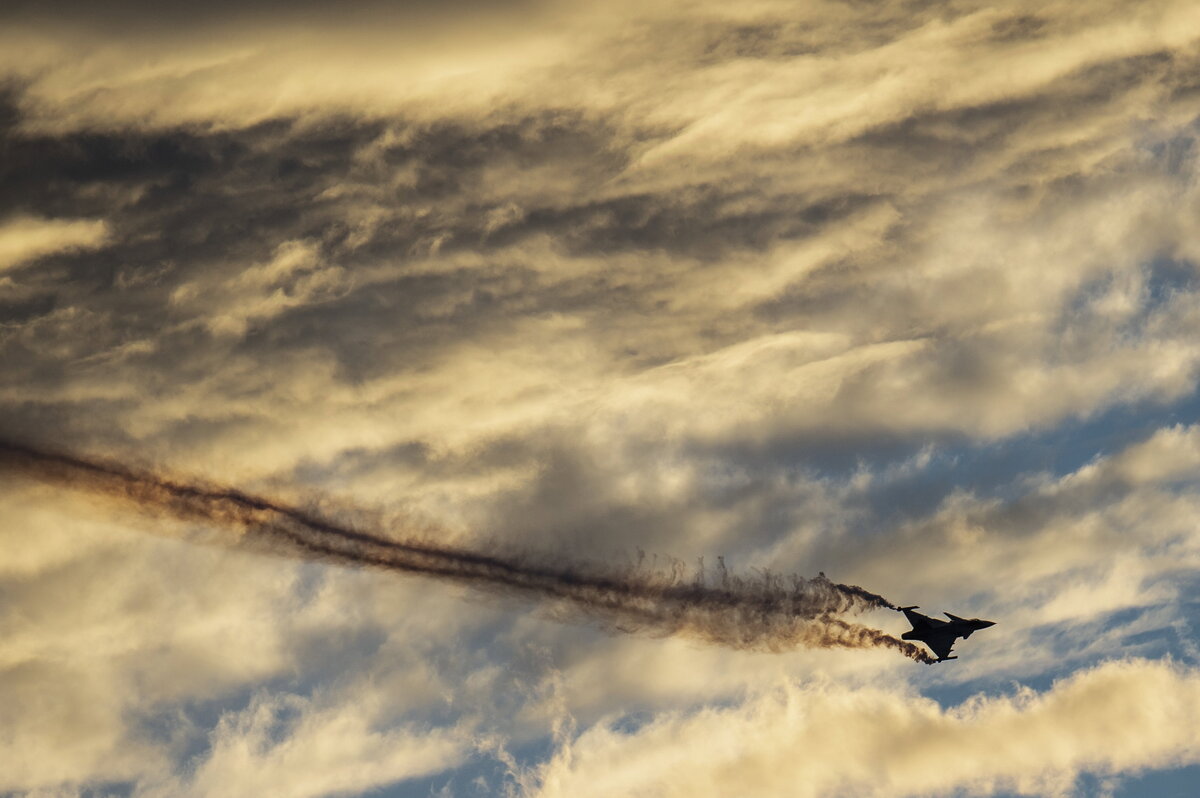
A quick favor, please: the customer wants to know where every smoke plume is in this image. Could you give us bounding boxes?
[0,440,934,663]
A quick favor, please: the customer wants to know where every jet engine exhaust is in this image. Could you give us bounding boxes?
[0,440,935,663]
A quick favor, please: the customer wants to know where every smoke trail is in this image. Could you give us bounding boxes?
[0,440,934,663]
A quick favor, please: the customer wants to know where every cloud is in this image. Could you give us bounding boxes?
[0,215,108,271]
[1103,423,1200,485]
[0,476,493,795]
[151,690,470,798]
[4,51,1197,480]
[0,0,1193,147]
[518,658,1200,798]
[4,1,1200,795]
[1,0,1198,462]
[170,239,350,338]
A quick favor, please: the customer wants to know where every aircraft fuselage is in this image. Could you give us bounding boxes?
[899,606,994,662]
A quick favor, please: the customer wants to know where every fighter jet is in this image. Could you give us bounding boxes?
[898,606,995,662]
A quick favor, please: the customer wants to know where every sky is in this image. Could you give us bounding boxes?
[2,0,1200,795]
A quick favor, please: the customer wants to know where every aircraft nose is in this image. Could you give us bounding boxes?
[977,620,995,628]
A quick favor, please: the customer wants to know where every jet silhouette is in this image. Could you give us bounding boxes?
[899,606,995,662]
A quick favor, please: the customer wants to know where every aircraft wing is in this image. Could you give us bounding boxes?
[902,607,937,630]
[924,632,956,661]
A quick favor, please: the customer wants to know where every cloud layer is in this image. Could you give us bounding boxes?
[3,0,1200,795]
[521,658,1200,798]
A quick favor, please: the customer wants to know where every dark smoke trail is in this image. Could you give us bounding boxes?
[0,440,934,663]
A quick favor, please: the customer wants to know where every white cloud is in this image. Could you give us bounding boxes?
[1107,423,1200,485]
[0,480,478,795]
[519,658,1200,798]
[171,240,350,338]
[0,216,108,272]
[148,690,469,798]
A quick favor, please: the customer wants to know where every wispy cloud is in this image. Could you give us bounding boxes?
[0,215,107,272]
